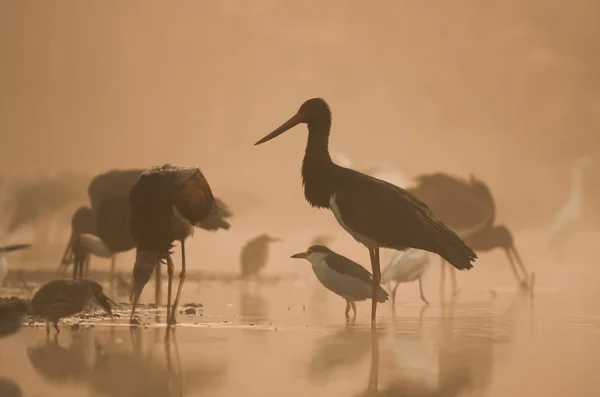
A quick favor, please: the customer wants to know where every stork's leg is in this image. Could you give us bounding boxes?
[368,247,381,325]
[110,255,116,293]
[169,240,187,325]
[166,255,175,325]
[58,231,74,275]
[504,248,522,286]
[418,277,429,306]
[53,321,60,334]
[350,301,357,318]
[46,321,50,337]
[439,258,446,299]
[72,257,79,280]
[510,245,530,289]
[155,262,162,306]
[345,300,351,320]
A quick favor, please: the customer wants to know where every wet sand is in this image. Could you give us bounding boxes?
[1,234,600,397]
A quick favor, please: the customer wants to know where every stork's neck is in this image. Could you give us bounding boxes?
[301,120,335,208]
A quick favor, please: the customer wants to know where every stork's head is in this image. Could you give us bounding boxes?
[291,245,332,264]
[254,98,332,145]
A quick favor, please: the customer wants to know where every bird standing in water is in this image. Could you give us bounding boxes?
[381,248,431,307]
[129,164,219,325]
[240,234,282,279]
[30,279,114,336]
[255,98,477,324]
[292,245,388,319]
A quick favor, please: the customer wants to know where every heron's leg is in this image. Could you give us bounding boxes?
[345,300,351,319]
[155,261,162,306]
[418,277,429,306]
[391,282,400,312]
[350,301,357,317]
[368,247,381,325]
[504,248,522,287]
[166,255,175,325]
[169,240,187,325]
[450,267,458,296]
[510,245,530,289]
[83,254,90,278]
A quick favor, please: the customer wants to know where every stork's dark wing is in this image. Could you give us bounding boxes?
[325,252,373,285]
[88,169,144,212]
[173,168,217,226]
[96,195,136,252]
[334,168,476,270]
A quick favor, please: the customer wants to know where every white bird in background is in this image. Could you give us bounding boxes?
[547,155,594,251]
[381,249,432,306]
[0,244,32,285]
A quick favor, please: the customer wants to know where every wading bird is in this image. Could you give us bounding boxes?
[240,234,282,279]
[30,279,114,336]
[255,98,476,323]
[292,245,388,319]
[548,155,594,252]
[0,244,32,285]
[381,248,431,307]
[129,164,220,325]
[409,173,530,292]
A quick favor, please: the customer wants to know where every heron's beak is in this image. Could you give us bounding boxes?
[96,293,115,316]
[269,237,283,243]
[255,112,305,146]
[291,252,308,259]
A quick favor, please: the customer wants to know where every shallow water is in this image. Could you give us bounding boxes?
[1,257,600,397]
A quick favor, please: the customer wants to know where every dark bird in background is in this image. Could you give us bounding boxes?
[0,378,21,397]
[408,173,530,292]
[310,234,336,247]
[255,98,476,323]
[292,245,388,319]
[240,234,282,279]
[129,164,221,325]
[30,279,115,336]
[0,299,30,338]
[0,243,32,285]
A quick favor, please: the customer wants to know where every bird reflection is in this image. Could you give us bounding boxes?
[90,327,226,397]
[27,332,91,385]
[307,322,377,384]
[357,292,530,397]
[0,378,22,397]
[239,283,268,325]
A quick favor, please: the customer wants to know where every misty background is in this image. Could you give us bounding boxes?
[1,1,598,271]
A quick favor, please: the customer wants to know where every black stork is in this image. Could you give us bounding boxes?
[128,164,219,325]
[254,98,477,323]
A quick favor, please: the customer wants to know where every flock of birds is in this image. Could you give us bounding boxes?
[0,97,595,337]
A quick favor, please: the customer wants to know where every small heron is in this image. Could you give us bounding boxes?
[0,244,32,285]
[381,248,431,306]
[30,279,115,336]
[240,234,282,279]
[255,98,477,324]
[291,245,389,319]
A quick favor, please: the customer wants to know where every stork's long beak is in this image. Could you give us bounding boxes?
[291,252,308,259]
[255,112,305,145]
